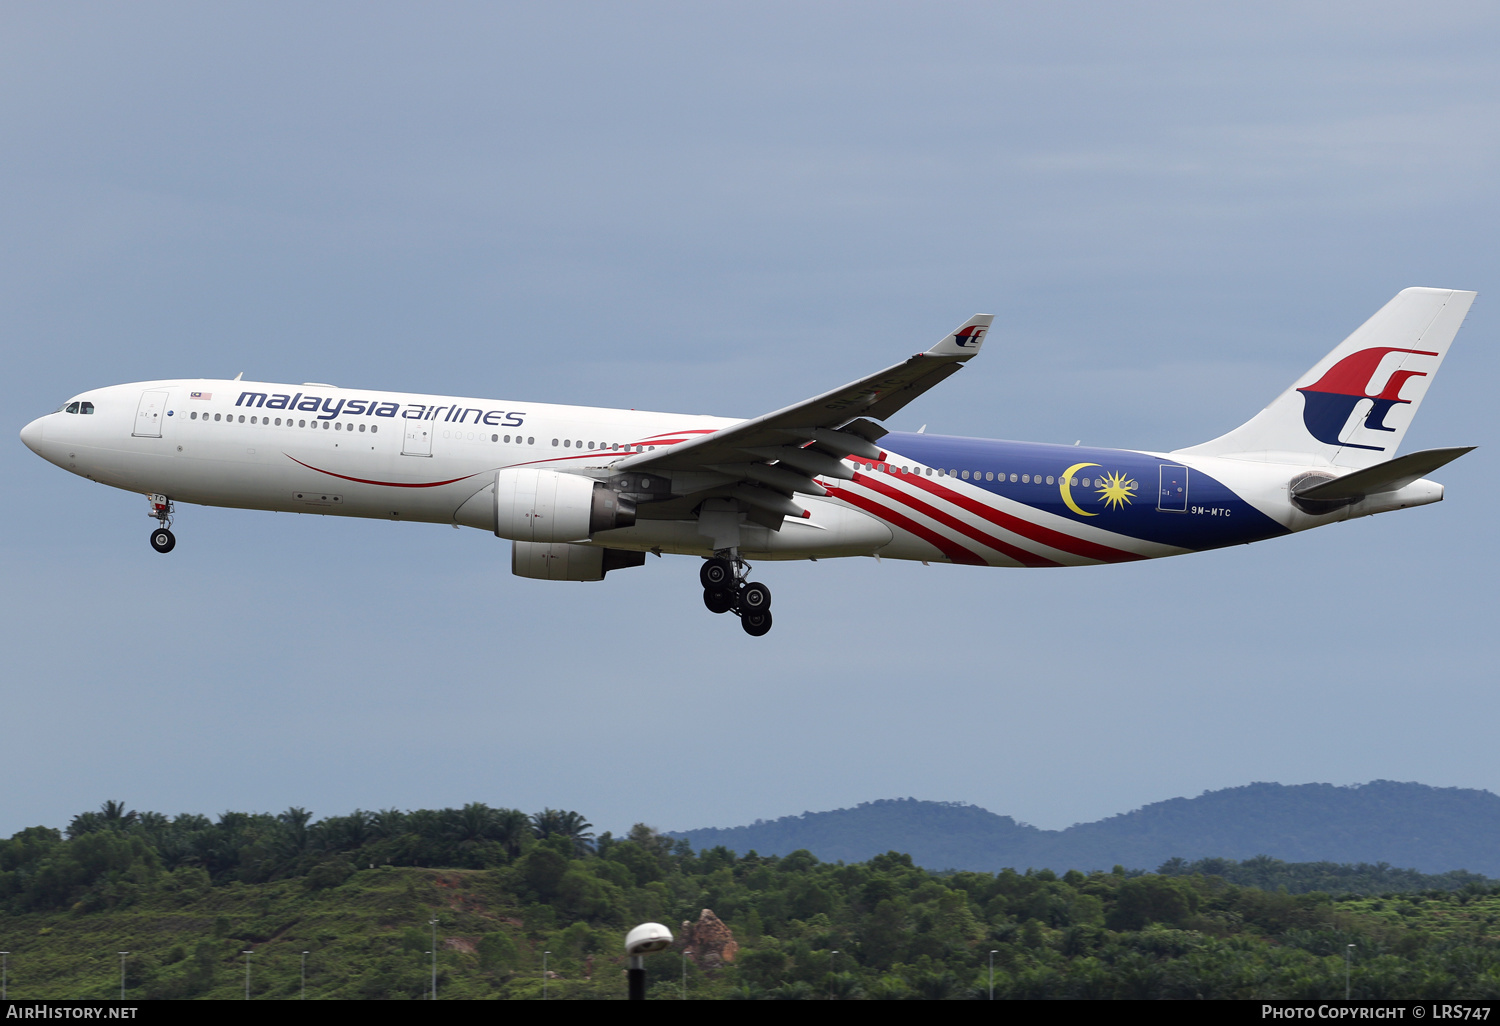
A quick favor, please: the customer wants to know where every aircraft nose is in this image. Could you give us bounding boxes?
[19,416,45,454]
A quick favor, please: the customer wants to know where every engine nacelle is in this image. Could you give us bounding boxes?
[493,468,635,543]
[512,542,647,581]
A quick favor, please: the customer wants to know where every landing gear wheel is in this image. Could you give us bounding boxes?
[150,528,176,553]
[700,557,733,589]
[703,587,735,614]
[739,581,771,612]
[740,609,773,637]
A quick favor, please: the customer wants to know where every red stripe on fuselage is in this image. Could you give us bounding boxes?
[284,454,483,489]
[850,471,1060,567]
[639,428,717,441]
[835,488,988,566]
[906,471,1145,563]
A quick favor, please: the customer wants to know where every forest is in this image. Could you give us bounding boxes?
[2,801,1499,999]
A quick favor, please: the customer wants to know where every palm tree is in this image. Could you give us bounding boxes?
[493,809,531,858]
[530,809,595,854]
[100,800,138,828]
[314,810,373,853]
[369,808,409,839]
[67,800,139,838]
[445,803,497,849]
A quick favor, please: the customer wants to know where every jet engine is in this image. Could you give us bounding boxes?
[493,467,636,543]
[512,542,646,581]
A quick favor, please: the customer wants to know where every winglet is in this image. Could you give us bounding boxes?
[925,314,993,358]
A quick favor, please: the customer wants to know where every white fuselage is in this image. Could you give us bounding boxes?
[20,378,900,561]
[21,377,1446,569]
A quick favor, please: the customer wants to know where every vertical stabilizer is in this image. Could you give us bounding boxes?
[1176,288,1475,469]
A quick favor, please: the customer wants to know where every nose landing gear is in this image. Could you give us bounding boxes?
[147,494,176,553]
[700,555,774,636]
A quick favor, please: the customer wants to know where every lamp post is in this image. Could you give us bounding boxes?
[681,949,687,999]
[1346,943,1355,999]
[118,952,128,1001]
[989,950,998,1000]
[543,951,550,1000]
[624,923,673,1001]
[301,950,309,1000]
[829,950,839,1000]
[242,950,253,999]
[1,951,8,1000]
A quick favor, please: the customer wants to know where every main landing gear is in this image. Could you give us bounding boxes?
[147,494,176,553]
[700,556,773,637]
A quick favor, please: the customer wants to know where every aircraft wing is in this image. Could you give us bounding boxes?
[610,314,993,523]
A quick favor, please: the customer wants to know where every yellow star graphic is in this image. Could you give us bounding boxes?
[1095,471,1138,510]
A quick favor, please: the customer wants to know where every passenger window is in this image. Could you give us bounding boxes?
[563,439,571,447]
[214,413,222,421]
[190,411,198,420]
[371,425,377,434]
[359,424,366,432]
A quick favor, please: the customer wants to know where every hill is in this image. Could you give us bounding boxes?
[671,781,1500,876]
[6,798,1500,998]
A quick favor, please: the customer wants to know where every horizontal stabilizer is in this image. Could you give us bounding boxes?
[1294,446,1475,501]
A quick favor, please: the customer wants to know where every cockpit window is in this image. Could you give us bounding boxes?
[80,402,94,414]
[64,402,79,414]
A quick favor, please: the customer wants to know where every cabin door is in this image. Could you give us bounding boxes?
[133,390,170,438]
[402,416,433,456]
[1157,464,1189,512]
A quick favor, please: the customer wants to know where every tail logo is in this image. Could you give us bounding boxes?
[1296,346,1438,451]
[952,325,987,348]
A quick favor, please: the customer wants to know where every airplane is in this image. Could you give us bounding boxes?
[19,287,1476,637]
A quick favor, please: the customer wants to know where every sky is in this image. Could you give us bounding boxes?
[3,2,1497,841]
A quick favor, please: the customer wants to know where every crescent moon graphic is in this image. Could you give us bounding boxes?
[1060,462,1101,516]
